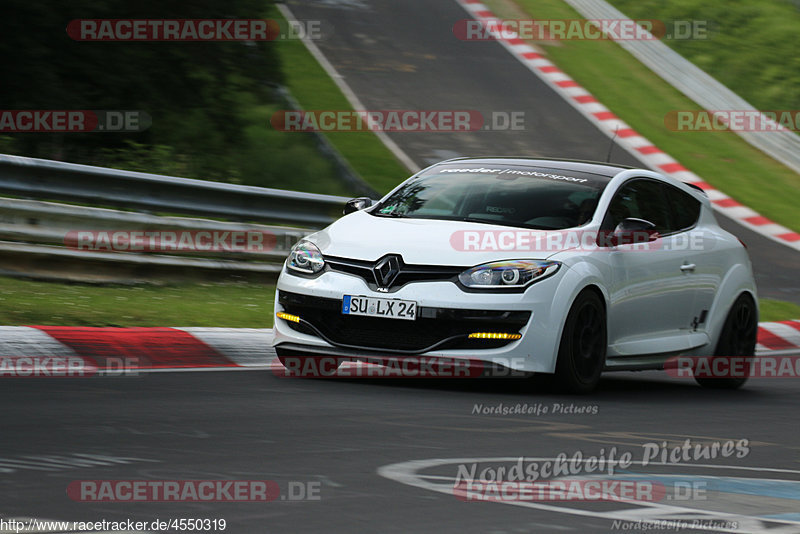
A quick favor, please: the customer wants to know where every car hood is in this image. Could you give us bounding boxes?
[305,211,563,266]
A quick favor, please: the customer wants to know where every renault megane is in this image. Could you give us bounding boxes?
[272,158,758,392]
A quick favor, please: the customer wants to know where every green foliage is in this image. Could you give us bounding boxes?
[610,0,800,112]
[0,0,354,195]
[0,0,278,159]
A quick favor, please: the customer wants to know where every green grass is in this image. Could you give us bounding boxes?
[0,276,275,328]
[759,298,800,323]
[272,10,412,195]
[608,0,800,113]
[0,275,796,328]
[486,0,800,233]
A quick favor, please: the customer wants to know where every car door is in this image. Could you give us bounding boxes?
[600,179,699,353]
[662,183,720,333]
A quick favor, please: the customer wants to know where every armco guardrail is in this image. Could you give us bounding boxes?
[0,154,351,227]
[0,153,361,282]
[564,0,800,176]
[0,197,308,260]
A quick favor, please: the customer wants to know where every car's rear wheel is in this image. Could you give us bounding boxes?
[695,293,756,390]
[554,290,607,394]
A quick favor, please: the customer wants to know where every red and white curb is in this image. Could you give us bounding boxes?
[0,323,798,373]
[456,0,800,251]
[0,326,275,373]
[757,320,800,353]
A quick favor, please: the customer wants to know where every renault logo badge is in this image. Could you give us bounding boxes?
[373,255,401,289]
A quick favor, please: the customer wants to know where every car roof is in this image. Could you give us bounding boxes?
[437,157,635,180]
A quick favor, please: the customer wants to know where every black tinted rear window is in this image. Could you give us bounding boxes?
[666,184,702,231]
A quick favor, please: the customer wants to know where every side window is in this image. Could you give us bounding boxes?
[602,179,673,235]
[665,184,701,232]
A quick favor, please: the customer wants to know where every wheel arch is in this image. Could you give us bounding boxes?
[539,275,609,374]
[696,263,758,357]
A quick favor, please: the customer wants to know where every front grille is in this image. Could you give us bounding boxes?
[326,255,463,293]
[278,291,530,353]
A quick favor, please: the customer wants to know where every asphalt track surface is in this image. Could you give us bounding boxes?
[4,1,800,533]
[3,371,800,533]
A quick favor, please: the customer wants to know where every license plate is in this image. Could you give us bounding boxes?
[342,295,417,321]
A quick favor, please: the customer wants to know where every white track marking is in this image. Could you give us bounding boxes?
[378,457,800,533]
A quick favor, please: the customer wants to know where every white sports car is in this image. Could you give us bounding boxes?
[272,158,758,392]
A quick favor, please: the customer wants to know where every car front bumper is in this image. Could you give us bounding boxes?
[272,265,571,373]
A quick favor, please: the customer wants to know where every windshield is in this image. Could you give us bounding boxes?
[373,164,610,230]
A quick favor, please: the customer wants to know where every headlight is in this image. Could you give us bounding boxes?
[286,240,325,275]
[458,260,560,290]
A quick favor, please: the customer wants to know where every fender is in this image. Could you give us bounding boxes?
[694,259,758,357]
[531,259,609,373]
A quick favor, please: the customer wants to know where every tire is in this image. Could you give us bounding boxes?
[554,290,607,394]
[695,293,757,390]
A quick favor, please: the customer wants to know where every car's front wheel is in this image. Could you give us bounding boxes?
[554,290,607,394]
[695,293,757,390]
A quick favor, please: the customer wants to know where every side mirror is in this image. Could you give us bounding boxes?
[600,218,659,247]
[343,197,375,215]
